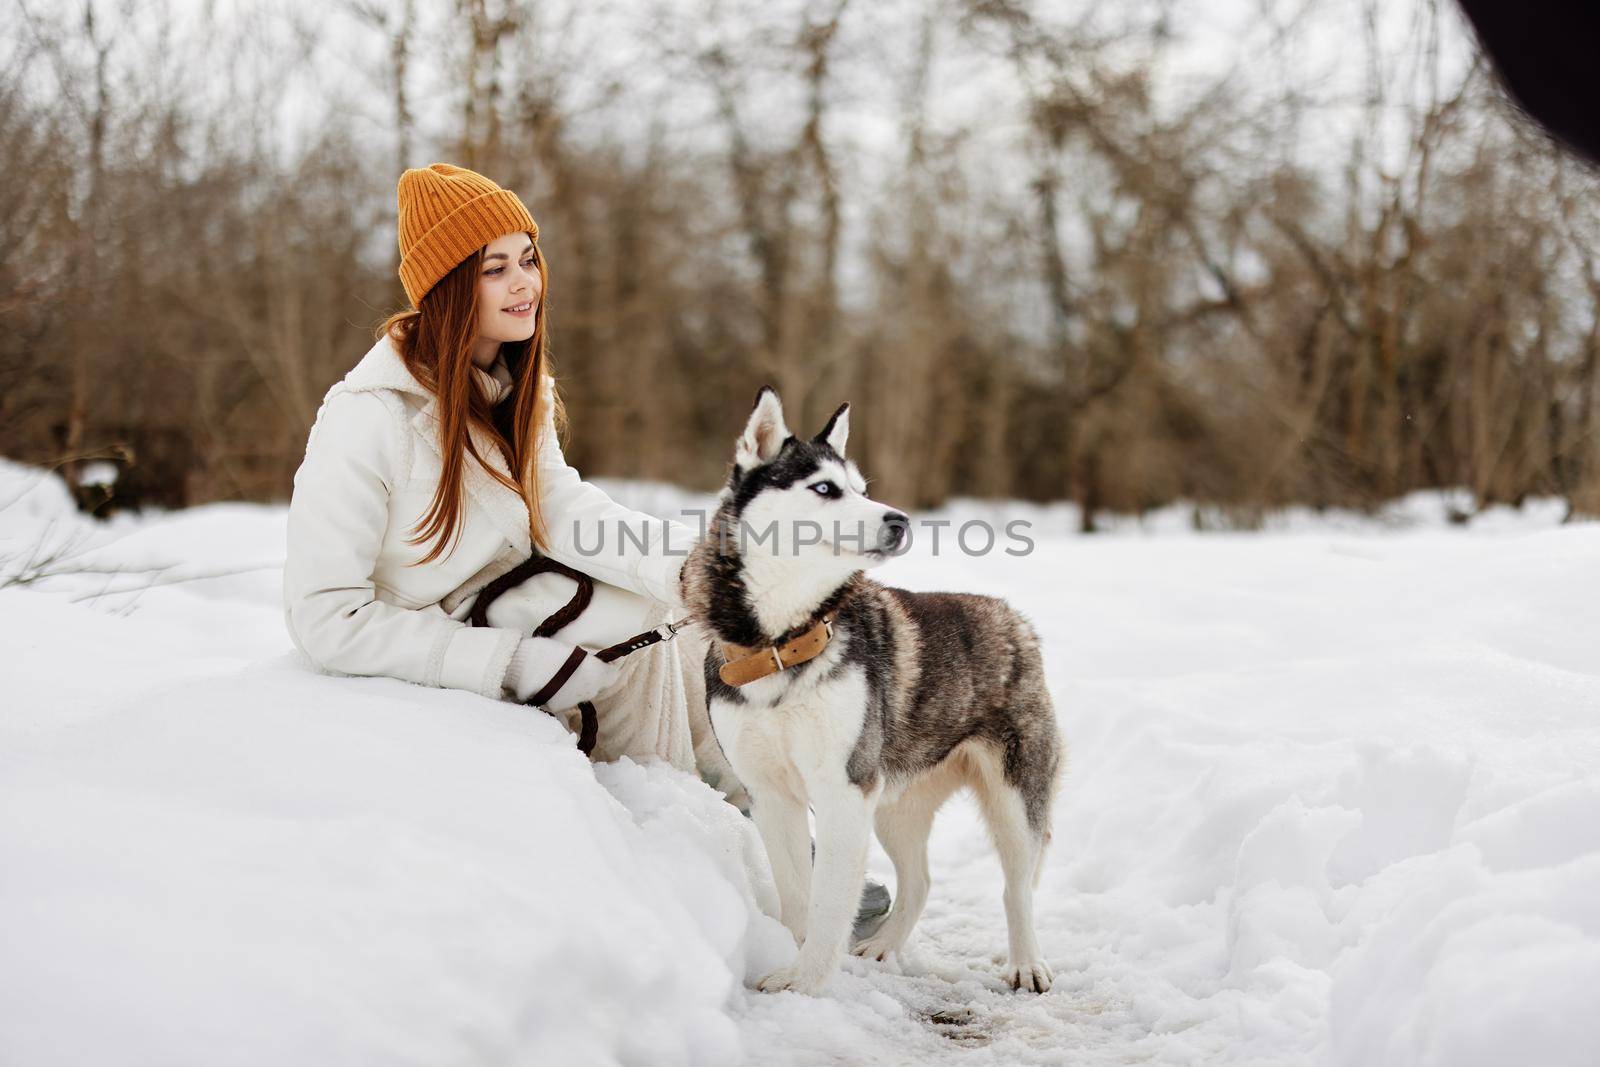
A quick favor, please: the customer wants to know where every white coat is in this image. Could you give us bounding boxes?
[282,332,696,702]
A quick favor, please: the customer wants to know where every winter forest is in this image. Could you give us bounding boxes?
[5,0,1599,525]
[4,2,1600,1066]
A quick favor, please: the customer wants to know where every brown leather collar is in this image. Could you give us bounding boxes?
[718,614,837,687]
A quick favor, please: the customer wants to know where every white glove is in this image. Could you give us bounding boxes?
[504,636,623,709]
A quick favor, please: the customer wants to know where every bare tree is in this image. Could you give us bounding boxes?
[3,0,1595,524]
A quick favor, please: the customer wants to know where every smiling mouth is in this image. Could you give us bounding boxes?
[504,302,533,313]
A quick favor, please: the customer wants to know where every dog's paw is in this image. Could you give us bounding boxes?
[755,966,826,995]
[1005,958,1054,993]
[850,927,906,963]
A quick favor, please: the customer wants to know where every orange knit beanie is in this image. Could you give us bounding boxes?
[396,163,539,306]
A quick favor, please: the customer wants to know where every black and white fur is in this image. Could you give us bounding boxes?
[680,387,1064,996]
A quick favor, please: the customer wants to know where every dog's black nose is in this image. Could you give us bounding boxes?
[879,511,909,551]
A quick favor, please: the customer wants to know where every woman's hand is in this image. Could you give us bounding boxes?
[506,636,623,709]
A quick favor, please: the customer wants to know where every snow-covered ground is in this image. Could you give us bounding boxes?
[2,458,1598,1066]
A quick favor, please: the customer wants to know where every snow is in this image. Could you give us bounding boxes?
[2,455,1598,1065]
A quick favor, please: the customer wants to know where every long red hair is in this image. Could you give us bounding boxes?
[377,235,566,565]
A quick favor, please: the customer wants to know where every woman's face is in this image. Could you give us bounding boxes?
[473,231,542,366]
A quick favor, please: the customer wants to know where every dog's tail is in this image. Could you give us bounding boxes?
[1035,721,1066,890]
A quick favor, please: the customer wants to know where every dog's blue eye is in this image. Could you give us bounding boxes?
[810,481,840,498]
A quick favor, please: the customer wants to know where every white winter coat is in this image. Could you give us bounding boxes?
[282,332,695,701]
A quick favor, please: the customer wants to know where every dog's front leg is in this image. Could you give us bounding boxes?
[756,781,878,995]
[749,790,812,944]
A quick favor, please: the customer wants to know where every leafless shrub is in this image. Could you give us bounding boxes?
[2,0,1594,528]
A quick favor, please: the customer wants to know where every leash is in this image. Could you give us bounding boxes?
[468,551,695,756]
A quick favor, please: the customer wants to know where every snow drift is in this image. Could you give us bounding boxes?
[3,457,1598,1065]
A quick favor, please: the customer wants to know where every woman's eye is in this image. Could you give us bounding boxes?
[485,267,504,276]
[810,481,840,497]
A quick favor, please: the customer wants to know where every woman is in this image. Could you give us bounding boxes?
[282,162,888,936]
[281,163,732,785]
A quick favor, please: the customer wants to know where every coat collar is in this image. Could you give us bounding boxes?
[343,332,433,397]
[341,333,533,556]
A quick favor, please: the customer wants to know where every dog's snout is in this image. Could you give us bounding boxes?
[879,511,909,551]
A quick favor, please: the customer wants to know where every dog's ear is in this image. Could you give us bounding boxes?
[812,402,849,456]
[735,386,792,470]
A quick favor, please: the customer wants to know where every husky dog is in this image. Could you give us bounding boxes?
[679,387,1063,996]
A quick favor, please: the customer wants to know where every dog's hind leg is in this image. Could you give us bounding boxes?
[852,760,964,962]
[969,743,1054,993]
